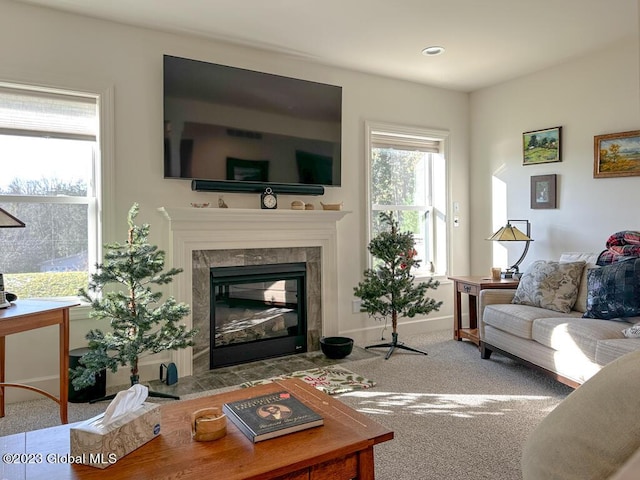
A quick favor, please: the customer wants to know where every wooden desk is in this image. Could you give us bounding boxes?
[0,378,393,480]
[0,299,78,424]
[448,276,519,346]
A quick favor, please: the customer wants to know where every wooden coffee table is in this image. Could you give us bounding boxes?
[0,378,393,479]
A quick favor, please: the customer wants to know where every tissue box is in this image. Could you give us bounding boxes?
[70,402,161,469]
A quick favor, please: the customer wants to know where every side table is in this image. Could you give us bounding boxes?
[448,275,519,346]
[0,299,78,423]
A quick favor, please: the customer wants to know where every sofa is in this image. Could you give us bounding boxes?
[479,252,640,388]
[522,349,640,479]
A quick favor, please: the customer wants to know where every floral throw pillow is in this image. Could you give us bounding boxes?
[512,260,586,313]
[622,323,640,338]
[583,258,640,320]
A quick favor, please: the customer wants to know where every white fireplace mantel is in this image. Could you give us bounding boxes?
[158,207,350,376]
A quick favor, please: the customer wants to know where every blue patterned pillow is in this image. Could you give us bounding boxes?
[583,258,640,320]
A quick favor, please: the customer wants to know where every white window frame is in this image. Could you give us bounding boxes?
[364,120,450,277]
[0,79,114,314]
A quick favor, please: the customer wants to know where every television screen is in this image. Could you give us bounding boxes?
[163,55,342,187]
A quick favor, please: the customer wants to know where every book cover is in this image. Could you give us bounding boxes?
[222,390,323,443]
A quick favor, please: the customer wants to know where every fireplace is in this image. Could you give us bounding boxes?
[190,246,322,375]
[210,262,307,368]
[158,206,349,377]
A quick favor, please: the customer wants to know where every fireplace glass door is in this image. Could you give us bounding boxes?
[210,262,307,368]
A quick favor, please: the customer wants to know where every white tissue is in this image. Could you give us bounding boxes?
[94,384,149,429]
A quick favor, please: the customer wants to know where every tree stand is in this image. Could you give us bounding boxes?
[365,332,428,360]
[89,374,179,404]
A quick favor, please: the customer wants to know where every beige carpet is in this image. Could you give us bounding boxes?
[0,329,573,479]
[337,330,573,480]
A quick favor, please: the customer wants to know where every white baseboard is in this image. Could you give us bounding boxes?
[4,360,166,404]
[340,314,451,345]
[3,376,60,404]
[5,315,453,404]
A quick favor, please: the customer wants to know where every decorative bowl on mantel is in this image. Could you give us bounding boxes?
[320,202,343,211]
[320,336,354,359]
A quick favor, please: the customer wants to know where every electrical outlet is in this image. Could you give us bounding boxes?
[352,299,362,314]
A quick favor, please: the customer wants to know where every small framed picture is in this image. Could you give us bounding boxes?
[523,126,562,165]
[531,174,557,209]
[593,130,640,178]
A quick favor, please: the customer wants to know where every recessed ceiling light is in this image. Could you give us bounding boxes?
[422,46,445,56]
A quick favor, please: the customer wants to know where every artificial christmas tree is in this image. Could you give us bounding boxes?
[71,203,197,399]
[354,211,442,359]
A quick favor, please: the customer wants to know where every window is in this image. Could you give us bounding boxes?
[365,121,448,276]
[0,83,101,299]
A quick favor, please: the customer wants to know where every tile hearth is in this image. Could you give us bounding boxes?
[145,346,377,398]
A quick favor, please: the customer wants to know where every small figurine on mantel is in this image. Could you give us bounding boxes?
[218,196,228,208]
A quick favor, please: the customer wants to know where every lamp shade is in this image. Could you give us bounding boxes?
[486,223,532,242]
[486,220,533,277]
[0,207,25,228]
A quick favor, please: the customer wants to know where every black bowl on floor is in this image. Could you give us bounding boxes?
[320,336,354,359]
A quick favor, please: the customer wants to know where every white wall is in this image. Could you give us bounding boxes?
[470,33,640,276]
[0,0,468,399]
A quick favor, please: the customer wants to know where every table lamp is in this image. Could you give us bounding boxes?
[487,219,533,279]
[0,207,26,308]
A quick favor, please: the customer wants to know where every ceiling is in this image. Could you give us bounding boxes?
[12,0,639,92]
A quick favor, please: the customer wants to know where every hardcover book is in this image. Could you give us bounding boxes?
[222,390,323,443]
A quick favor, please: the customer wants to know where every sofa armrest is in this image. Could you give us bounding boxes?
[608,448,640,480]
[479,289,517,340]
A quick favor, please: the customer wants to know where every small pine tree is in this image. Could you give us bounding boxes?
[71,203,197,390]
[354,211,441,356]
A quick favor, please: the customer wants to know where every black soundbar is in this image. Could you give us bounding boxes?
[191,180,325,195]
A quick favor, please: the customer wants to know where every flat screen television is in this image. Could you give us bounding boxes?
[163,55,342,193]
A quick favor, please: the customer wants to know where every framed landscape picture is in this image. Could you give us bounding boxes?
[530,174,557,209]
[593,130,640,178]
[523,126,562,165]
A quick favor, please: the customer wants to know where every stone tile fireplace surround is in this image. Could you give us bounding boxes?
[159,207,349,377]
[193,247,320,374]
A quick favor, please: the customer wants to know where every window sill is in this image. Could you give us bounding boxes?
[413,273,451,284]
[69,303,92,321]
